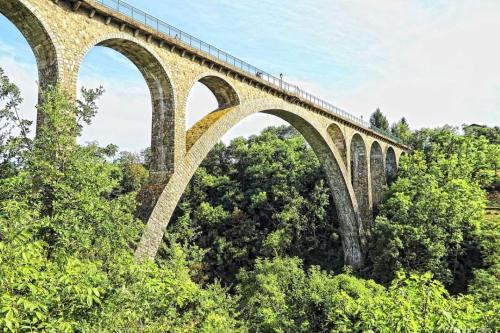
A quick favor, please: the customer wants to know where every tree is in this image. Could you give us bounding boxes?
[0,67,32,178]
[0,68,497,331]
[236,256,491,332]
[0,80,245,331]
[114,151,149,194]
[409,126,496,188]
[391,117,412,143]
[168,125,343,285]
[463,124,500,145]
[369,108,389,131]
[369,127,498,291]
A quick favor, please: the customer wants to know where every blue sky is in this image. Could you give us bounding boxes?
[1,0,499,152]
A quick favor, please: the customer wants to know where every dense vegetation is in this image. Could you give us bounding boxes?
[0,68,498,331]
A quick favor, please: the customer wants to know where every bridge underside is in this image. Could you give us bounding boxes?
[0,0,408,269]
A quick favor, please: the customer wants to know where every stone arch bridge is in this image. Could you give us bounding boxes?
[0,0,408,268]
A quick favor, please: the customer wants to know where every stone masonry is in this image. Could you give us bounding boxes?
[0,0,408,269]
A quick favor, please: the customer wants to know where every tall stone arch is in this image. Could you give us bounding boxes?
[370,141,385,212]
[350,133,370,231]
[0,0,62,128]
[386,146,397,184]
[74,34,176,180]
[327,123,347,168]
[135,98,366,269]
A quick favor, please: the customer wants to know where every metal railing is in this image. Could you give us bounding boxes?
[92,0,403,144]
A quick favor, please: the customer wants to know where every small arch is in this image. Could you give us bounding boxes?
[185,74,240,128]
[370,141,385,212]
[399,151,408,165]
[185,74,240,149]
[198,75,240,110]
[76,35,175,177]
[386,146,397,184]
[327,123,347,167]
[350,133,370,227]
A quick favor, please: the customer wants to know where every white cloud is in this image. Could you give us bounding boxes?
[307,1,500,128]
[77,74,152,152]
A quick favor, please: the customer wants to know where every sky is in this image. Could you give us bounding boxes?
[0,0,499,152]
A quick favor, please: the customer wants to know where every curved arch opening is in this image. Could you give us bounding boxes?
[186,75,240,131]
[186,82,219,129]
[327,123,347,168]
[386,146,397,184]
[170,117,345,284]
[199,76,239,109]
[370,141,385,213]
[138,104,365,270]
[350,133,370,224]
[78,47,151,150]
[76,38,175,175]
[0,12,39,136]
[399,151,408,165]
[0,0,59,130]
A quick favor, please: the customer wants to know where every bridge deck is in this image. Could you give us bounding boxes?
[70,0,407,149]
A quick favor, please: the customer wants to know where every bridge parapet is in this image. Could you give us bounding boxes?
[69,0,406,149]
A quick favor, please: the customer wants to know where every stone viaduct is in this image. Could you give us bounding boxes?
[0,0,408,268]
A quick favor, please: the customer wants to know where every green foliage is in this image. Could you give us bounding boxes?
[114,151,149,194]
[409,126,497,188]
[0,83,244,332]
[370,126,498,295]
[0,70,497,331]
[0,68,31,178]
[237,257,493,332]
[168,126,343,285]
[370,152,486,284]
[468,213,500,326]
[391,117,412,144]
[369,108,390,131]
[463,123,500,145]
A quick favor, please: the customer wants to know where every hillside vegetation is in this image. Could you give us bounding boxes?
[0,69,498,331]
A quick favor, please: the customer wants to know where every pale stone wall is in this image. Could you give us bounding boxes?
[0,0,409,268]
[370,141,385,211]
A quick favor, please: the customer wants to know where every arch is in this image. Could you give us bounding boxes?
[399,151,407,165]
[386,146,397,184]
[75,35,175,178]
[327,123,347,167]
[185,74,240,135]
[350,133,371,229]
[370,141,385,212]
[136,99,366,269]
[197,74,240,110]
[0,0,62,127]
